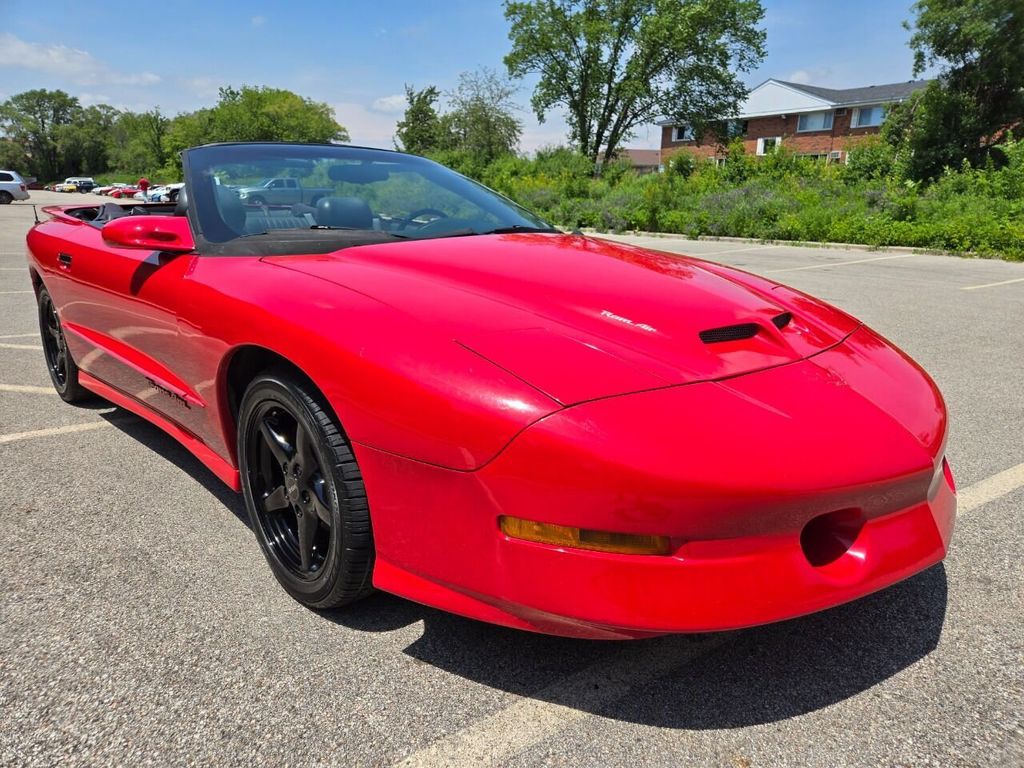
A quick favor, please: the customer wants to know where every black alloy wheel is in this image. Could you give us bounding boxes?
[37,288,89,402]
[239,371,374,608]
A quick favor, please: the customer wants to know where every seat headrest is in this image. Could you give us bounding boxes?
[316,196,373,230]
[215,186,246,233]
[174,186,189,216]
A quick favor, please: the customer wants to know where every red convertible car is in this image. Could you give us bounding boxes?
[25,142,956,639]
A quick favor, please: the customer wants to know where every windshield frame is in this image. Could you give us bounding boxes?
[182,142,556,256]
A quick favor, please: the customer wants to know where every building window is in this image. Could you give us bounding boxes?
[756,136,781,155]
[797,111,834,132]
[672,125,695,142]
[853,105,887,128]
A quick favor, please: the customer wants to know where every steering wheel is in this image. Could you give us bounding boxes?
[401,208,448,230]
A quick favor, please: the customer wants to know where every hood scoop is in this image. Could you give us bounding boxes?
[699,312,793,344]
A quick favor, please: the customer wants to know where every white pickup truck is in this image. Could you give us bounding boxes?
[234,177,332,206]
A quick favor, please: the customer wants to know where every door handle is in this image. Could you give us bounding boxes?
[57,252,72,266]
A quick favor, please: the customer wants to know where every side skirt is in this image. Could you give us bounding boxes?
[79,370,241,491]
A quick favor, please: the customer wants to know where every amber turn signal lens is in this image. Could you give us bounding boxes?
[499,516,672,556]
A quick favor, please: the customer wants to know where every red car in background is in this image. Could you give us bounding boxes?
[24,142,956,639]
[109,186,140,199]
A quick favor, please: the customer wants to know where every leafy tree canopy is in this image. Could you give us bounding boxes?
[395,85,443,155]
[887,0,1024,180]
[394,69,522,170]
[503,0,765,166]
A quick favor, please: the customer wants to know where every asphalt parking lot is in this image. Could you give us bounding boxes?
[1,191,1022,767]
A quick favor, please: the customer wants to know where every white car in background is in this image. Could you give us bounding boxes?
[0,170,30,203]
[133,182,184,202]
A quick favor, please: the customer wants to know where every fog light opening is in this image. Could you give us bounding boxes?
[800,509,865,567]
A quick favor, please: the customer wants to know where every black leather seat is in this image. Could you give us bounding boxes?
[316,197,373,230]
[91,202,129,226]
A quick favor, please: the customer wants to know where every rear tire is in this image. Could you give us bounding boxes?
[37,288,91,403]
[0,191,12,205]
[238,370,374,609]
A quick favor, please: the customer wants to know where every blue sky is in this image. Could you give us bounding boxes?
[0,0,927,151]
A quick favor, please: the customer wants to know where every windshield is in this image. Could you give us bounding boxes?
[184,143,554,247]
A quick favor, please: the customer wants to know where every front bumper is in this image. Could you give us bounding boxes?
[361,326,956,639]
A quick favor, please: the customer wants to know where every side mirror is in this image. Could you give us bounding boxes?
[101,216,195,254]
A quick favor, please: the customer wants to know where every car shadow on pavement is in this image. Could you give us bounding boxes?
[99,409,251,529]
[330,561,948,729]
[99,407,948,728]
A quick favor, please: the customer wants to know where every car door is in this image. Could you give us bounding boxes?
[54,220,200,426]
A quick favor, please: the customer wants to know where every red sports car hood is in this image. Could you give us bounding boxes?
[266,233,861,405]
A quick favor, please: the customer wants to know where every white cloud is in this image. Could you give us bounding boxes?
[371,93,407,113]
[181,76,222,100]
[332,102,399,148]
[78,92,112,105]
[251,15,267,27]
[0,33,160,87]
[784,68,835,86]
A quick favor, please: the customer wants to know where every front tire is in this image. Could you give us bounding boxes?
[38,288,90,403]
[238,370,374,609]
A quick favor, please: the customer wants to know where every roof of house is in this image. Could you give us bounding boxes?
[621,149,661,167]
[772,79,932,105]
[658,78,933,125]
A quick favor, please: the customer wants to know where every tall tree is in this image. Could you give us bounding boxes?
[395,85,443,154]
[109,108,169,172]
[0,89,81,180]
[503,0,765,166]
[441,69,522,164]
[210,86,349,144]
[887,0,1024,180]
[57,104,120,175]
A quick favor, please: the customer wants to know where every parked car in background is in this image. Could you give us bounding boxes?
[235,176,332,206]
[109,186,140,199]
[55,177,98,193]
[133,183,184,203]
[0,169,30,203]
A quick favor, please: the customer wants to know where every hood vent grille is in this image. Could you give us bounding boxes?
[700,312,793,344]
[699,323,760,344]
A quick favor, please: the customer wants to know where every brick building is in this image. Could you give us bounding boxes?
[660,78,931,163]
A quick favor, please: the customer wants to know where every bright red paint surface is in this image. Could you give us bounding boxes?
[26,205,956,638]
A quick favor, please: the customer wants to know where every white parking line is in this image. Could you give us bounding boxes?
[0,342,42,350]
[0,333,37,339]
[959,462,1024,512]
[961,277,1024,291]
[395,635,726,768]
[0,421,113,445]
[766,253,920,273]
[0,290,33,295]
[0,267,28,271]
[694,243,783,257]
[0,384,54,394]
